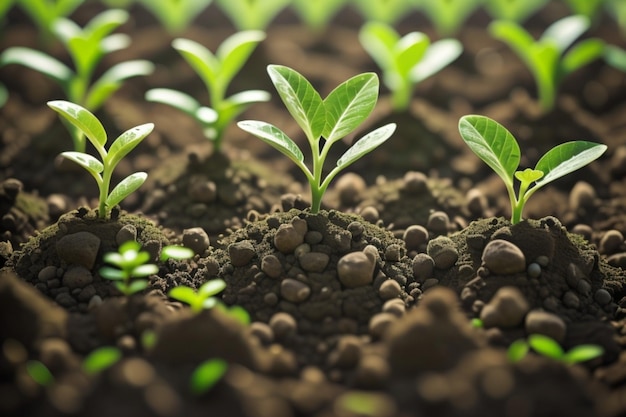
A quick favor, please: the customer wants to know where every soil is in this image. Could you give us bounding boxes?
[2,2,626,417]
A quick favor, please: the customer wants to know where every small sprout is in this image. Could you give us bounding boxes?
[145,32,269,152]
[0,9,154,151]
[83,346,122,375]
[160,245,194,262]
[359,22,462,111]
[26,360,54,387]
[483,0,548,22]
[216,304,251,326]
[238,64,396,213]
[136,0,213,34]
[190,358,228,395]
[168,279,227,314]
[335,391,394,417]
[489,15,605,111]
[16,0,84,42]
[458,115,606,224]
[215,0,291,30]
[100,241,158,296]
[417,0,482,36]
[507,335,604,364]
[47,100,153,218]
[351,0,413,25]
[141,330,158,351]
[290,0,348,31]
[507,338,530,363]
[471,318,484,328]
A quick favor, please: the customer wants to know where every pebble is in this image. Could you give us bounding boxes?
[115,224,137,246]
[55,292,77,308]
[347,222,364,239]
[88,295,103,310]
[480,286,530,328]
[576,279,591,296]
[481,240,526,275]
[412,253,434,282]
[359,206,379,223]
[299,252,329,272]
[422,278,439,291]
[249,322,274,345]
[426,236,458,269]
[337,251,375,288]
[280,279,311,303]
[403,225,429,252]
[182,227,210,254]
[594,289,612,306]
[269,312,297,338]
[566,263,585,288]
[527,263,541,278]
[335,173,366,206]
[56,231,101,269]
[426,211,450,235]
[264,292,278,306]
[369,312,396,339]
[379,280,402,300]
[466,188,488,216]
[274,224,305,254]
[187,177,217,203]
[382,299,406,317]
[571,224,593,242]
[384,244,403,262]
[524,310,566,343]
[562,291,580,309]
[329,335,362,369]
[261,254,282,278]
[403,171,428,193]
[62,266,93,289]
[568,181,596,211]
[38,265,58,282]
[599,230,624,255]
[228,241,256,267]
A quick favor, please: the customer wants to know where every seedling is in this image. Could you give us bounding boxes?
[16,0,84,42]
[215,0,290,30]
[26,360,54,387]
[190,358,228,395]
[145,32,269,152]
[458,115,606,224]
[47,100,153,219]
[238,65,396,213]
[290,0,347,31]
[168,279,227,314]
[83,346,122,375]
[489,15,605,111]
[351,0,413,25]
[563,0,604,21]
[414,0,482,36]
[359,22,462,111]
[136,0,212,35]
[0,9,154,151]
[483,0,548,22]
[508,334,604,364]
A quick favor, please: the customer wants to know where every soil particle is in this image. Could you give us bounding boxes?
[481,240,526,275]
[479,286,530,328]
[280,278,311,303]
[274,222,306,254]
[181,227,210,255]
[337,251,375,288]
[524,310,567,343]
[56,231,101,269]
[228,240,256,267]
[403,225,429,253]
[411,253,435,282]
[62,266,94,290]
[427,236,459,269]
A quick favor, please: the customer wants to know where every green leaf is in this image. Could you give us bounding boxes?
[395,32,429,78]
[226,305,250,325]
[507,339,530,362]
[99,266,125,280]
[336,123,396,169]
[173,38,220,92]
[26,360,54,387]
[47,100,107,149]
[125,279,149,294]
[198,279,226,297]
[52,18,81,44]
[458,115,521,186]
[267,64,325,142]
[411,38,462,83]
[146,88,203,117]
[489,20,536,59]
[87,60,155,110]
[60,151,104,174]
[534,141,607,188]
[561,38,605,75]
[83,346,121,375]
[84,9,128,40]
[604,45,626,72]
[190,359,227,395]
[168,286,198,304]
[217,30,266,87]
[359,22,400,71]
[323,72,379,143]
[528,334,564,359]
[161,245,194,261]
[0,47,73,84]
[563,344,604,364]
[237,121,305,166]
[132,264,159,277]
[100,33,131,54]
[107,123,154,168]
[515,168,544,183]
[105,172,148,209]
[541,15,589,54]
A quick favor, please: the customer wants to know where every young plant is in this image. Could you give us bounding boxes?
[190,358,228,395]
[413,0,482,36]
[238,65,396,213]
[215,0,291,30]
[290,0,348,32]
[145,32,269,152]
[47,100,153,219]
[100,241,159,296]
[168,279,227,314]
[359,22,462,111]
[489,15,605,111]
[16,0,84,42]
[563,0,604,21]
[0,9,154,151]
[458,115,606,224]
[82,346,122,375]
[483,0,548,22]
[508,334,604,364]
[136,0,212,35]
[351,0,414,25]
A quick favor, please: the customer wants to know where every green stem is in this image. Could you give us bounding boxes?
[99,166,113,219]
[390,80,412,112]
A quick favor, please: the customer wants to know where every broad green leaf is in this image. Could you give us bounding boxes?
[291,0,347,30]
[84,9,128,40]
[541,15,589,53]
[267,64,325,142]
[237,120,306,167]
[52,17,81,44]
[108,123,154,168]
[485,0,548,22]
[132,264,159,277]
[563,344,604,364]
[215,0,290,30]
[99,266,125,280]
[458,115,521,185]
[359,22,400,71]
[198,279,226,297]
[100,33,131,54]
[217,30,266,87]
[323,72,378,143]
[48,100,107,148]
[146,88,202,117]
[489,21,536,59]
[528,334,564,359]
[83,347,121,375]
[561,38,605,75]
[161,245,194,260]
[0,47,73,84]
[124,280,149,294]
[190,359,227,395]
[87,60,154,110]
[26,360,54,386]
[336,123,396,169]
[169,286,197,303]
[534,141,606,188]
[173,38,220,92]
[60,151,104,174]
[411,39,462,83]
[507,339,529,362]
[106,172,147,209]
[395,32,429,78]
[68,36,101,78]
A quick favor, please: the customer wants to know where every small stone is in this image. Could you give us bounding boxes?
[264,292,278,306]
[228,241,256,267]
[403,225,429,252]
[382,299,406,317]
[347,222,364,239]
[77,285,96,302]
[594,289,612,306]
[481,240,526,275]
[571,224,593,242]
[379,280,402,300]
[466,188,488,216]
[261,255,282,278]
[55,292,77,308]
[426,211,449,235]
[359,206,379,223]
[299,252,329,272]
[335,173,366,206]
[403,171,428,193]
[280,279,311,303]
[422,278,439,291]
[187,177,217,203]
[566,263,585,288]
[524,310,566,343]
[599,230,624,255]
[368,312,396,339]
[535,256,550,268]
[412,253,434,282]
[562,291,580,309]
[384,244,403,262]
[116,224,137,246]
[88,295,103,310]
[480,287,530,328]
[269,312,297,339]
[569,181,596,212]
[182,227,210,254]
[274,224,304,254]
[337,252,375,288]
[56,231,101,269]
[249,322,274,345]
[527,263,541,278]
[426,236,458,269]
[329,336,361,369]
[38,266,58,282]
[62,266,93,289]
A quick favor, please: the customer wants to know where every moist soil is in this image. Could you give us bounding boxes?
[2,2,626,417]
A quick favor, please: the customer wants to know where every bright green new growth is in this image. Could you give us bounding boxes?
[168,279,227,314]
[238,65,396,213]
[145,32,269,152]
[0,9,154,151]
[16,0,84,41]
[290,0,348,31]
[47,100,153,219]
[359,22,462,111]
[26,360,54,387]
[458,115,606,224]
[489,15,605,111]
[136,0,212,34]
[413,0,482,36]
[508,334,604,364]
[83,346,122,375]
[351,0,414,25]
[483,0,548,22]
[215,0,290,30]
[190,358,228,395]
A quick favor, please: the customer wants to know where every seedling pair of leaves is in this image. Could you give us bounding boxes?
[16,0,83,42]
[484,0,548,22]
[136,0,212,35]
[359,22,462,111]
[146,31,269,152]
[508,334,604,364]
[290,0,348,31]
[490,15,605,111]
[459,115,606,224]
[215,0,290,30]
[238,65,396,213]
[351,0,413,25]
[0,9,154,151]
[414,0,482,36]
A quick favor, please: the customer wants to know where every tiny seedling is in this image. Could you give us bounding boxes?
[215,0,291,30]
[351,0,414,25]
[508,334,604,364]
[413,0,482,36]
[0,9,154,151]
[563,0,604,21]
[17,0,84,42]
[47,100,153,219]
[82,346,122,375]
[483,0,548,22]
[290,0,348,31]
[168,279,227,314]
[145,32,269,152]
[458,115,606,224]
[136,0,212,35]
[238,65,396,213]
[359,22,462,111]
[190,358,228,395]
[489,15,605,111]
[26,360,54,387]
